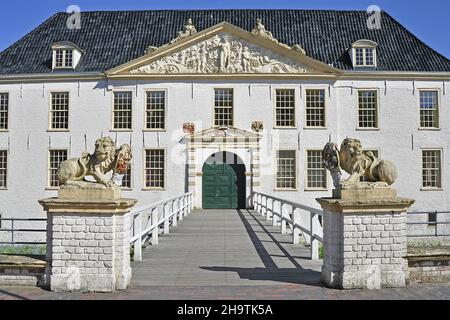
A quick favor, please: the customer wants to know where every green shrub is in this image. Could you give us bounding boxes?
[0,245,46,256]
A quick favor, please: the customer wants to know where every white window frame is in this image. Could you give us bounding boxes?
[0,150,8,190]
[351,40,378,68]
[274,88,296,129]
[53,49,74,69]
[275,149,297,191]
[304,88,327,129]
[356,89,380,130]
[305,149,328,191]
[49,92,70,131]
[0,92,9,131]
[418,89,440,130]
[144,89,167,132]
[421,148,443,191]
[112,90,133,131]
[213,88,234,127]
[47,149,68,189]
[143,148,166,191]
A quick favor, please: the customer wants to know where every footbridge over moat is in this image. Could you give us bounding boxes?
[129,193,324,287]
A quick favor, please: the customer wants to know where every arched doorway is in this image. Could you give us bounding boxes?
[202,152,246,209]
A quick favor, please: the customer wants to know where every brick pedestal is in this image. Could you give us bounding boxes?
[39,191,137,293]
[317,188,414,290]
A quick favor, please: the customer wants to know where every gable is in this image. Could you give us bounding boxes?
[107,22,341,77]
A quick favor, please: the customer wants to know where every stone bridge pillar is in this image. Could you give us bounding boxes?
[317,188,414,290]
[39,186,137,293]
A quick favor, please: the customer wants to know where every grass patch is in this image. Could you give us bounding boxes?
[0,245,46,256]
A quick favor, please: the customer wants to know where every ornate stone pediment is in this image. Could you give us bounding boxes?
[131,32,309,75]
[187,127,261,144]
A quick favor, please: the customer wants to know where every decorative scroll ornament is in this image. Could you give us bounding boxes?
[251,121,264,133]
[183,122,195,135]
[131,33,308,74]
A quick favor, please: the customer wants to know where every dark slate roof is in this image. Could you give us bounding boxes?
[1,9,450,75]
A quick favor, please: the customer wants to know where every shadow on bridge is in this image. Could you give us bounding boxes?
[200,209,322,287]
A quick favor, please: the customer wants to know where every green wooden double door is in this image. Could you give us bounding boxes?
[203,163,239,209]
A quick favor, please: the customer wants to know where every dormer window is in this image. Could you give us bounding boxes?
[51,42,83,70]
[351,40,378,68]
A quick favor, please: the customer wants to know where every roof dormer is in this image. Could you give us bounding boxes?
[350,39,378,68]
[51,41,83,70]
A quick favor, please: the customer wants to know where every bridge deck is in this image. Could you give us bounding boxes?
[131,209,322,287]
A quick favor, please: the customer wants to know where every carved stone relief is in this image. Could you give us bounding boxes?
[132,33,308,74]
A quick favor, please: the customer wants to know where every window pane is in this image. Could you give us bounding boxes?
[0,93,8,130]
[65,50,73,67]
[214,89,233,127]
[305,89,325,127]
[276,150,296,189]
[420,91,439,128]
[307,150,327,189]
[422,150,441,188]
[121,165,132,189]
[276,89,295,127]
[0,150,7,188]
[113,92,132,130]
[355,48,364,66]
[365,48,374,65]
[358,91,378,128]
[51,92,69,130]
[55,50,64,67]
[146,91,166,130]
[49,150,68,188]
[145,149,165,188]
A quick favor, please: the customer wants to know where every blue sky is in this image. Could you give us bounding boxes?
[0,0,449,58]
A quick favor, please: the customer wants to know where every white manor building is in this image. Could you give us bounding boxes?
[0,9,449,221]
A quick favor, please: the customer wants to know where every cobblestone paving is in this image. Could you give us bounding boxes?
[0,209,449,300]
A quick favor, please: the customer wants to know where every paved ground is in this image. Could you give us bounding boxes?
[0,209,449,300]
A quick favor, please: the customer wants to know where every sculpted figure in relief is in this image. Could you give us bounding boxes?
[58,137,132,188]
[323,138,398,189]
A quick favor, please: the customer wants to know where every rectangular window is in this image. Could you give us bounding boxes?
[65,50,73,67]
[365,48,374,66]
[55,50,64,68]
[275,89,295,127]
[50,92,69,130]
[214,89,233,127]
[0,150,7,189]
[121,166,132,189]
[145,149,165,189]
[305,89,325,127]
[306,150,327,189]
[355,48,364,66]
[420,91,439,128]
[422,150,442,189]
[358,90,378,128]
[49,150,68,188]
[276,150,296,190]
[146,91,166,130]
[0,93,8,130]
[113,92,132,130]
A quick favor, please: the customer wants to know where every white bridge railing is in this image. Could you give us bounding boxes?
[253,192,323,260]
[129,192,194,262]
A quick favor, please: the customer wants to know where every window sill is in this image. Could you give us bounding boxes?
[142,188,166,191]
[420,188,443,192]
[120,188,133,191]
[0,188,7,191]
[304,188,329,192]
[45,187,60,191]
[274,188,298,192]
[303,127,328,131]
[356,128,380,132]
[273,127,298,130]
[0,130,9,133]
[47,129,70,133]
[143,129,167,133]
[110,129,133,133]
[418,127,441,131]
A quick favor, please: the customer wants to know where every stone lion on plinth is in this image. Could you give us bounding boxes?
[323,138,398,189]
[58,137,132,188]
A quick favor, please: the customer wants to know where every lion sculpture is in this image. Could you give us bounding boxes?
[323,138,398,189]
[58,137,132,188]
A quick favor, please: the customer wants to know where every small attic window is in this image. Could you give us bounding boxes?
[51,42,83,70]
[351,40,378,68]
